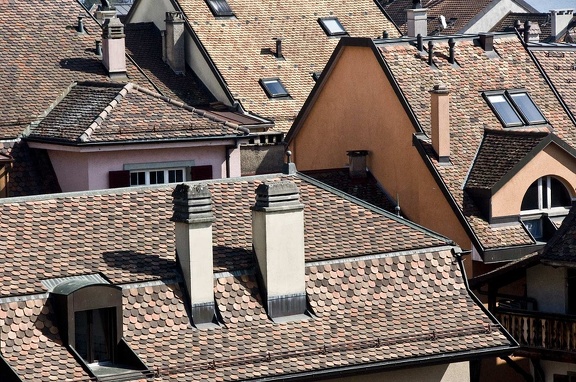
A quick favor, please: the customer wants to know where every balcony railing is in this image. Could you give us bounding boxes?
[496,308,576,354]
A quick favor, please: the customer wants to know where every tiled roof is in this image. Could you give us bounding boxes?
[531,46,576,120]
[465,129,549,190]
[382,0,494,35]
[376,34,576,250]
[301,168,397,213]
[0,180,514,382]
[490,13,553,42]
[27,82,252,144]
[0,174,451,297]
[169,0,400,132]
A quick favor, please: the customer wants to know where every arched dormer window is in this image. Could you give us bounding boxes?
[521,176,572,240]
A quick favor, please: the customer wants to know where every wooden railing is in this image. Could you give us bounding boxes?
[496,309,576,353]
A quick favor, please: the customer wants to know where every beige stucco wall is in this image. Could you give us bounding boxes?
[536,360,576,381]
[323,361,469,382]
[527,264,567,314]
[127,0,175,30]
[290,45,472,273]
[491,144,576,218]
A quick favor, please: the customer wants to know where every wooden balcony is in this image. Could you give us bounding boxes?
[496,308,576,361]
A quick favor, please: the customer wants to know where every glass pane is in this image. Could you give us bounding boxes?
[521,179,539,211]
[209,0,233,16]
[150,171,164,185]
[176,170,184,182]
[550,177,571,208]
[75,310,89,361]
[524,219,543,240]
[322,18,346,35]
[168,169,184,183]
[92,308,112,363]
[130,172,145,186]
[510,93,545,124]
[263,80,288,97]
[487,95,523,126]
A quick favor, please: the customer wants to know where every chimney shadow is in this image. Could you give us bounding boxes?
[102,250,178,279]
[59,58,107,75]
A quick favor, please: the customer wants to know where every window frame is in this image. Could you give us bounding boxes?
[483,89,547,128]
[317,17,347,37]
[205,0,234,17]
[259,78,291,99]
[129,167,186,186]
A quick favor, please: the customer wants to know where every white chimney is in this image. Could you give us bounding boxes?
[407,7,428,37]
[171,183,215,325]
[165,12,186,75]
[551,9,574,41]
[251,181,307,319]
[101,17,127,80]
[430,84,450,164]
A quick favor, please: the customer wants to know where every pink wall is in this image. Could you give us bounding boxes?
[48,143,241,192]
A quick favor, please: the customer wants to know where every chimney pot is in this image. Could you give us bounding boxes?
[448,38,455,64]
[428,40,434,66]
[523,20,531,44]
[430,84,450,163]
[478,33,494,52]
[95,40,102,57]
[274,38,284,59]
[417,34,423,51]
[383,30,389,39]
[171,183,216,325]
[77,15,85,34]
[251,181,306,319]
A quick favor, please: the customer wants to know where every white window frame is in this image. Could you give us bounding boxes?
[129,167,186,186]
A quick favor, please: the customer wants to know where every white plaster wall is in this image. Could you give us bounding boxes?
[535,360,576,381]
[127,0,175,30]
[527,264,567,314]
[462,0,534,34]
[323,361,469,382]
[47,145,229,192]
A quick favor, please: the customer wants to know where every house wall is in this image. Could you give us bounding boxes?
[47,144,234,192]
[526,264,566,314]
[534,360,576,382]
[491,145,576,218]
[289,45,473,274]
[461,0,534,34]
[323,361,469,382]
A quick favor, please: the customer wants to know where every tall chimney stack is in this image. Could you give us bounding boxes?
[251,181,307,319]
[552,10,574,41]
[101,17,127,80]
[165,12,186,75]
[172,183,215,325]
[430,84,450,164]
[407,2,428,37]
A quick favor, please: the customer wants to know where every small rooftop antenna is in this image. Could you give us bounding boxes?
[439,15,447,30]
[395,194,401,217]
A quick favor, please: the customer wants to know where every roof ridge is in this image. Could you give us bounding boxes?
[79,82,133,142]
[483,127,549,137]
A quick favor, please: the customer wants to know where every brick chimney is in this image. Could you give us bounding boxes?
[430,84,450,164]
[171,183,215,325]
[101,17,127,80]
[407,2,428,37]
[551,9,574,41]
[165,12,186,75]
[251,181,307,319]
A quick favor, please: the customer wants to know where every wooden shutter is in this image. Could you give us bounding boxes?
[108,170,130,188]
[190,165,213,181]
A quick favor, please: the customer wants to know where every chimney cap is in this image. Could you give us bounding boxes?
[252,181,303,211]
[430,83,449,94]
[171,183,214,223]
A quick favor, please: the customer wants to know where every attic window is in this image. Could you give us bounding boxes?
[318,17,347,36]
[260,78,290,98]
[484,90,546,127]
[205,0,234,17]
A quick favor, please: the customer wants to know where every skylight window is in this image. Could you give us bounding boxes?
[484,90,546,128]
[205,0,234,17]
[260,78,290,98]
[318,17,347,36]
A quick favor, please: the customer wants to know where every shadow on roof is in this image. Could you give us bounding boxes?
[59,57,107,75]
[102,251,177,279]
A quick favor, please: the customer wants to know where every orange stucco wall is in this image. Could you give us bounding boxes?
[290,45,473,274]
[492,144,576,217]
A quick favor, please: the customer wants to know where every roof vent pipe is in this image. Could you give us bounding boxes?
[448,38,455,64]
[95,40,102,57]
[274,38,283,59]
[383,30,389,39]
[478,33,494,52]
[417,34,423,51]
[523,20,531,44]
[428,40,434,66]
[77,15,85,34]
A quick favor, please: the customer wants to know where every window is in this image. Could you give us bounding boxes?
[260,78,290,98]
[520,176,571,240]
[205,0,234,17]
[318,17,347,36]
[484,90,546,127]
[75,308,115,364]
[130,168,185,186]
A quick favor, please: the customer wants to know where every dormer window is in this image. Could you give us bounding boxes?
[318,17,347,36]
[260,78,290,99]
[205,0,234,17]
[484,90,546,127]
[521,176,571,240]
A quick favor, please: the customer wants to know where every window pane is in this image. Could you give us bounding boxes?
[150,171,164,185]
[550,177,571,208]
[75,310,89,361]
[510,93,545,124]
[521,179,539,211]
[320,18,346,35]
[130,172,145,186]
[168,169,184,183]
[262,79,289,97]
[487,95,523,126]
[92,308,112,363]
[208,0,233,16]
[524,219,543,240]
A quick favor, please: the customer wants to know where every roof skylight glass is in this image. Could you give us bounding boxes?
[206,0,234,17]
[260,78,290,98]
[318,17,347,36]
[485,90,546,128]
